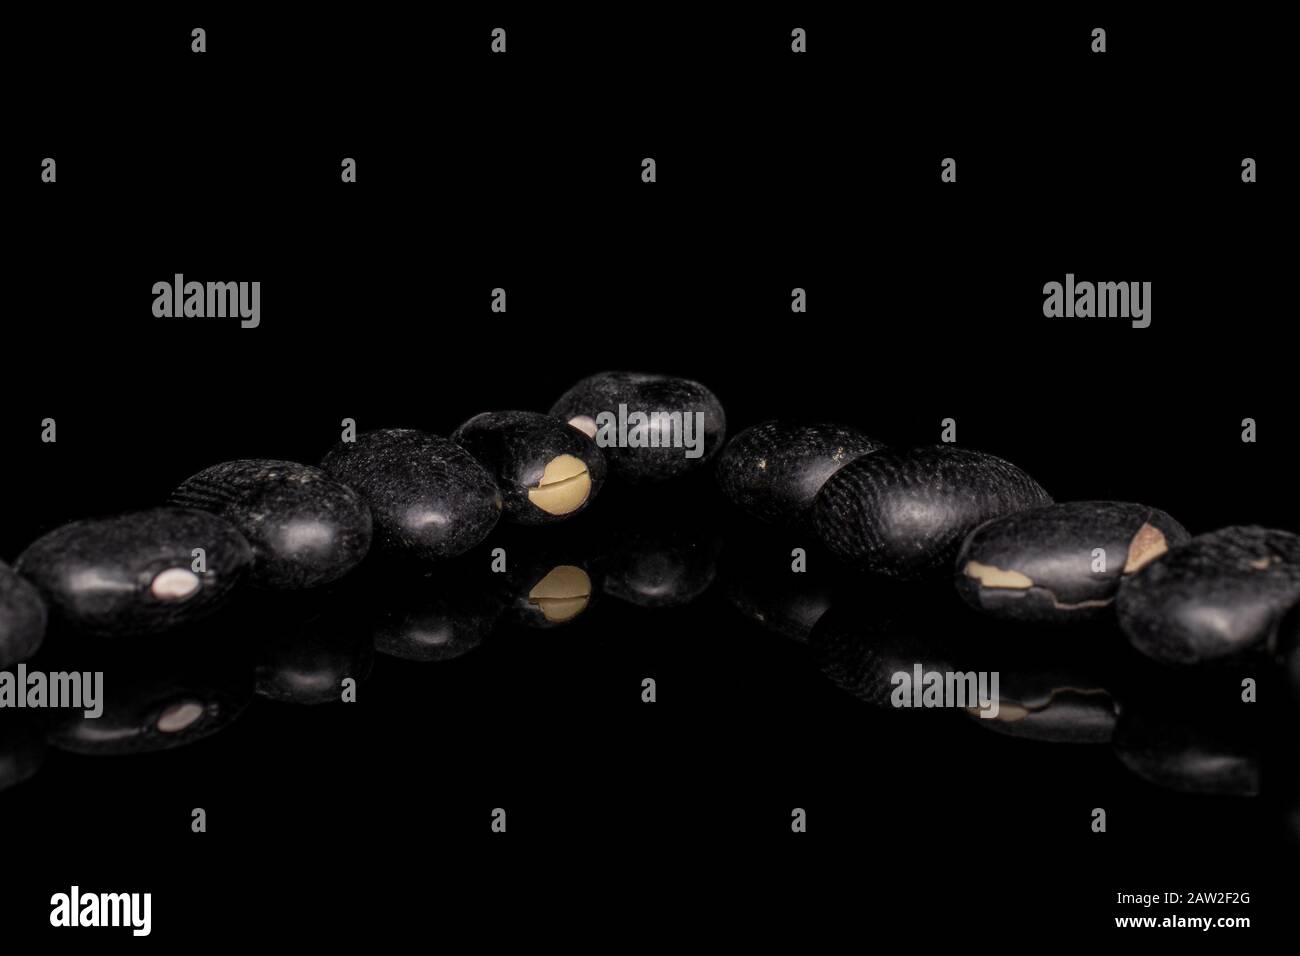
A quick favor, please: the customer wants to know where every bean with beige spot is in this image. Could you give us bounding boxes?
[15,508,252,637]
[954,501,1189,624]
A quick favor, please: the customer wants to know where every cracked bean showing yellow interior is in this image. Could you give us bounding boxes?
[964,560,1034,589]
[1123,522,1169,574]
[954,501,1191,624]
[451,411,606,526]
[527,564,592,622]
[527,454,592,516]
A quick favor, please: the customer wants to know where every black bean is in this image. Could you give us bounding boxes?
[955,501,1189,623]
[371,589,501,662]
[0,561,47,666]
[596,528,719,609]
[16,508,252,637]
[321,428,501,560]
[809,588,962,709]
[361,558,503,662]
[549,371,726,482]
[956,643,1120,743]
[715,421,886,527]
[1113,699,1260,796]
[43,630,254,755]
[252,594,375,705]
[171,459,373,589]
[586,485,722,609]
[452,410,606,524]
[1116,526,1300,665]
[812,445,1052,579]
[972,685,1118,743]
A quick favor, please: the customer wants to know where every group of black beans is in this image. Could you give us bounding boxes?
[2,370,1300,770]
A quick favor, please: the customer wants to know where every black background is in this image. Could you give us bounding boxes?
[2,4,1295,943]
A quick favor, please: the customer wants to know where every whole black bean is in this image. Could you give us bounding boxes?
[955,501,1190,623]
[16,508,252,637]
[1,561,47,666]
[452,410,606,524]
[549,371,726,482]
[716,421,886,527]
[1116,526,1300,665]
[171,459,373,589]
[321,428,501,561]
[813,445,1052,579]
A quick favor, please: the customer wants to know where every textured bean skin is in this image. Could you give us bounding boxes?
[716,421,886,527]
[452,410,606,524]
[548,371,726,482]
[954,501,1189,623]
[0,561,47,666]
[812,445,1052,579]
[321,429,502,560]
[1116,526,1300,665]
[171,459,373,589]
[16,508,252,637]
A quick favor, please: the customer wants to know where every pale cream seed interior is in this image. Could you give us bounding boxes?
[528,564,592,622]
[527,454,591,515]
[150,567,201,601]
[964,560,1034,589]
[156,701,205,733]
[1123,522,1169,573]
[567,416,598,439]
